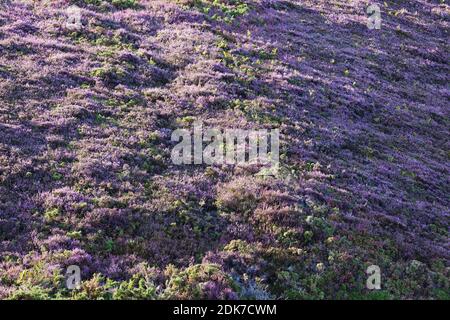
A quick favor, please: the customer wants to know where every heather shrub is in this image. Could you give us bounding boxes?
[7,286,52,300]
[163,264,238,299]
[16,262,63,289]
[176,0,250,23]
[75,0,139,9]
[233,277,271,300]
[111,274,158,300]
[305,215,335,240]
[216,177,260,216]
[110,0,139,9]
[223,239,254,254]
[70,274,111,300]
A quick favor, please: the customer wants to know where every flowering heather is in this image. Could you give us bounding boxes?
[0,0,449,300]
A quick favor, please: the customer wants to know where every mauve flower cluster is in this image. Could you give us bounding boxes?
[0,0,448,299]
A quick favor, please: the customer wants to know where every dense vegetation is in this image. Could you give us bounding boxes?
[0,0,448,299]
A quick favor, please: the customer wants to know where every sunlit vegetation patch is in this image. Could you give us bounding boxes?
[176,0,251,23]
[0,0,448,300]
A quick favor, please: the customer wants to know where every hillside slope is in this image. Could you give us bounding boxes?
[0,0,448,299]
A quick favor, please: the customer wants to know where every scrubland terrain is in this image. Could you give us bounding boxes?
[0,0,448,299]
